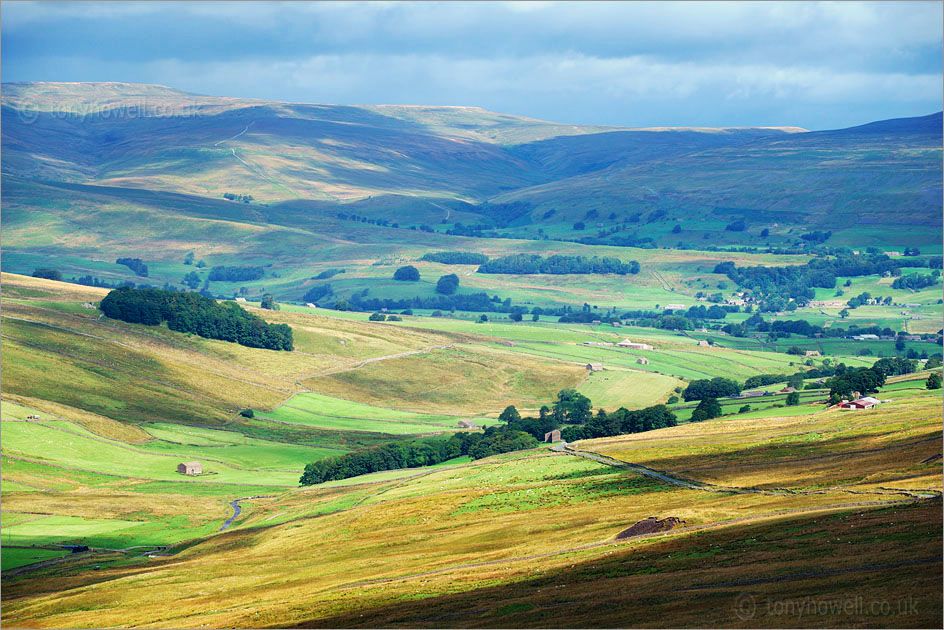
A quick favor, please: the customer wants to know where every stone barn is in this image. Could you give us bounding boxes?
[177,461,202,475]
[456,420,479,429]
[586,363,603,372]
[637,357,650,365]
[543,429,561,443]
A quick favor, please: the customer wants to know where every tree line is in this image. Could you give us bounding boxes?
[100,286,293,351]
[478,254,640,275]
[299,389,676,485]
[420,251,490,265]
[208,266,265,282]
[116,258,149,277]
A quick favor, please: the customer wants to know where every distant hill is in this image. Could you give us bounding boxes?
[1,82,941,277]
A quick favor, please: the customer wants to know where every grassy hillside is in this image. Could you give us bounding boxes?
[2,387,939,627]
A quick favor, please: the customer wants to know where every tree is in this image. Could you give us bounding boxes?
[435,273,460,295]
[739,404,751,413]
[760,228,769,238]
[182,271,201,289]
[839,308,849,319]
[498,405,521,424]
[926,373,942,390]
[32,268,62,281]
[785,391,800,406]
[667,395,679,405]
[682,377,741,401]
[196,260,207,268]
[690,397,721,422]
[369,312,386,321]
[531,313,540,322]
[552,389,593,424]
[394,265,420,281]
[510,312,523,322]
[478,314,488,322]
[184,252,195,265]
[239,409,254,418]
[260,294,279,310]
[672,224,682,234]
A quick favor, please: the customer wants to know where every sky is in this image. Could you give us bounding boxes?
[2,1,942,129]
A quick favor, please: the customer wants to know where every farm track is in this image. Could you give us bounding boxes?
[298,344,456,380]
[560,444,942,500]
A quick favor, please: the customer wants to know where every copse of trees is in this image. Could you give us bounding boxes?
[892,273,940,290]
[478,254,639,275]
[826,366,887,402]
[435,274,460,295]
[690,397,722,422]
[420,252,489,265]
[32,268,63,281]
[314,268,345,280]
[714,251,902,303]
[208,266,265,282]
[393,265,420,281]
[560,404,676,440]
[682,377,742,401]
[116,258,148,277]
[99,286,293,351]
[303,284,333,302]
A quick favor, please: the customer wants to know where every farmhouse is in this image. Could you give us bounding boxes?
[543,429,561,443]
[177,461,202,475]
[637,357,650,365]
[586,363,603,372]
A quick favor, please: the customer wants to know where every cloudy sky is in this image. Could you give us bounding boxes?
[2,1,941,129]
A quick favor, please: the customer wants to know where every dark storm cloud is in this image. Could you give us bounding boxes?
[2,1,941,129]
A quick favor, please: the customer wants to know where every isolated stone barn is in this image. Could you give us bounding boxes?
[586,363,603,372]
[637,357,650,365]
[456,420,479,429]
[544,429,561,443]
[177,461,202,475]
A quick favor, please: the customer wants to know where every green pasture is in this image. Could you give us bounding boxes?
[1,547,71,571]
[1,422,302,486]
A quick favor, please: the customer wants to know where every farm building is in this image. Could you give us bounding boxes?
[637,357,650,365]
[456,420,479,429]
[611,321,622,327]
[234,297,247,303]
[697,340,710,347]
[177,461,202,475]
[543,429,561,443]
[616,339,653,350]
[591,320,602,325]
[739,390,766,398]
[839,397,881,410]
[779,386,797,394]
[586,363,603,372]
[665,304,685,311]
[305,302,318,308]
[804,350,821,357]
